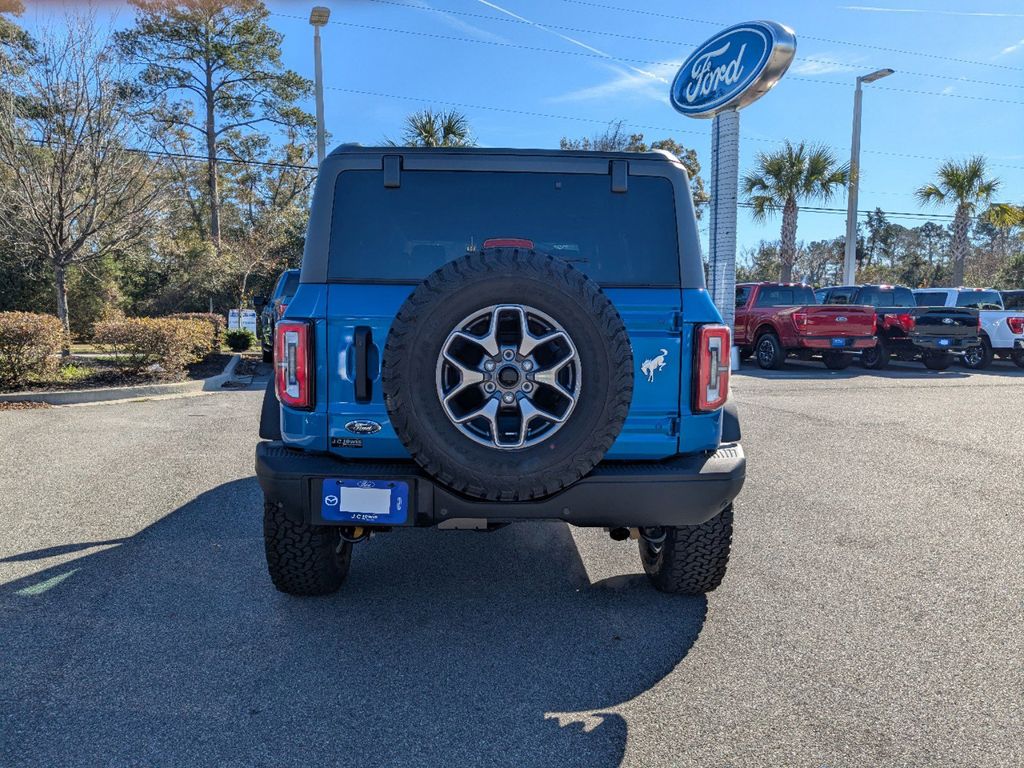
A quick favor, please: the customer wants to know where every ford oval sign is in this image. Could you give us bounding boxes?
[670,21,796,119]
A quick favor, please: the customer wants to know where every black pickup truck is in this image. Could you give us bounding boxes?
[817,285,979,370]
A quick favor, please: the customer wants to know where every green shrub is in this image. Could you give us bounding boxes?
[225,328,256,352]
[169,312,225,348]
[0,312,66,389]
[93,317,212,375]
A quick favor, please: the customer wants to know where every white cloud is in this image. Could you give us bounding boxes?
[841,5,1024,18]
[999,37,1024,56]
[941,85,955,95]
[548,61,680,104]
[548,66,667,103]
[790,58,853,76]
[405,0,510,44]
[474,0,668,84]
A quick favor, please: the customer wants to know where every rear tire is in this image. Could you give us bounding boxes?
[961,338,993,370]
[755,333,784,370]
[639,506,734,595]
[923,351,952,371]
[823,351,853,370]
[861,340,890,370]
[263,498,351,596]
[1012,348,1024,369]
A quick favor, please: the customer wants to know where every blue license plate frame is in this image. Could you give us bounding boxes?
[319,479,410,525]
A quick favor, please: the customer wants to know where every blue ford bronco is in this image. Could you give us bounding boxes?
[256,146,745,596]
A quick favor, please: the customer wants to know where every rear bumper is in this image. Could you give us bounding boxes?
[255,441,746,529]
[793,335,874,351]
[909,334,978,353]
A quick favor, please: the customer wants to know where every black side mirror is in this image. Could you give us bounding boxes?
[253,295,267,309]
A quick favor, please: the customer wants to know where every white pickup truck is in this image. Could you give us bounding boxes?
[914,288,1024,369]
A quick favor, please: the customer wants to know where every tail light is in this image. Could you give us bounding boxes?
[275,320,313,409]
[894,313,915,333]
[1008,316,1024,334]
[276,302,288,319]
[792,311,808,330]
[694,324,730,412]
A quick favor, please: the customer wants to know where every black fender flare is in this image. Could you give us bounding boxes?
[722,399,741,443]
[259,378,282,441]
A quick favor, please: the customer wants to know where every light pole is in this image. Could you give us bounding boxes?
[843,67,894,285]
[309,6,331,165]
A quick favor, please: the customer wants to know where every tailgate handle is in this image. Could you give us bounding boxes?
[354,326,373,402]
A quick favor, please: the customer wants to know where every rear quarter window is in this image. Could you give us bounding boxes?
[915,292,948,307]
[755,286,815,306]
[955,290,1003,310]
[859,287,915,307]
[1003,292,1024,310]
[279,271,300,298]
[327,169,680,286]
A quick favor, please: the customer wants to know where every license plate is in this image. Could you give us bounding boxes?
[831,338,846,348]
[938,338,951,346]
[320,479,409,525]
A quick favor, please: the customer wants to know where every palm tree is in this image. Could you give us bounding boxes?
[915,156,999,286]
[982,202,1024,266]
[395,108,474,148]
[742,141,849,282]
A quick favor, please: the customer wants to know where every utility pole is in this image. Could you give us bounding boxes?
[309,6,331,165]
[843,68,894,284]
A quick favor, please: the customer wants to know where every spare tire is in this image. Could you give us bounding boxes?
[382,247,633,501]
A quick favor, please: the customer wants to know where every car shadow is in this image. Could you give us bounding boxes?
[0,478,707,768]
[734,358,1023,381]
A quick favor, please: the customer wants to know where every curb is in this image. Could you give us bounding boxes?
[0,355,241,406]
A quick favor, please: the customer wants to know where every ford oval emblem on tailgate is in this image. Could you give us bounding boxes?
[942,317,954,325]
[836,316,847,322]
[345,420,382,435]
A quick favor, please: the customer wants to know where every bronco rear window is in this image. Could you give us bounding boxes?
[327,170,679,285]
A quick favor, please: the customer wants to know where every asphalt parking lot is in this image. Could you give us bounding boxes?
[1,362,1021,768]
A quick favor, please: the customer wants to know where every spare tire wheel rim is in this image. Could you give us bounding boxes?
[435,303,581,449]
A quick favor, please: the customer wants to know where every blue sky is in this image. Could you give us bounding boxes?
[18,0,1024,253]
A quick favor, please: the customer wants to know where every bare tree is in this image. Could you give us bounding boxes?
[0,17,163,342]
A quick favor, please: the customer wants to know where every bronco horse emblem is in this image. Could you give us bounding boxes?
[641,349,669,383]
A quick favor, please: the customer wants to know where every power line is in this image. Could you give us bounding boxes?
[302,18,1023,107]
[555,0,1024,73]
[328,86,1024,171]
[350,1,1023,91]
[23,136,317,172]
[738,202,981,223]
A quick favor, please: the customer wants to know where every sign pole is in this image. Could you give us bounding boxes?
[667,20,796,372]
[708,108,740,369]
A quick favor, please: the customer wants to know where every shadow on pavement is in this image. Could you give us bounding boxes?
[0,478,707,768]
[734,359,1024,381]
[0,540,127,563]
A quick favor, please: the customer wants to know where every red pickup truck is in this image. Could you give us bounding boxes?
[735,283,877,370]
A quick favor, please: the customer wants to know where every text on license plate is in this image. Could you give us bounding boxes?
[831,338,846,347]
[321,479,409,524]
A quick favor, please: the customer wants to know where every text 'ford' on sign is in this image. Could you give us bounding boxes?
[670,21,796,119]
